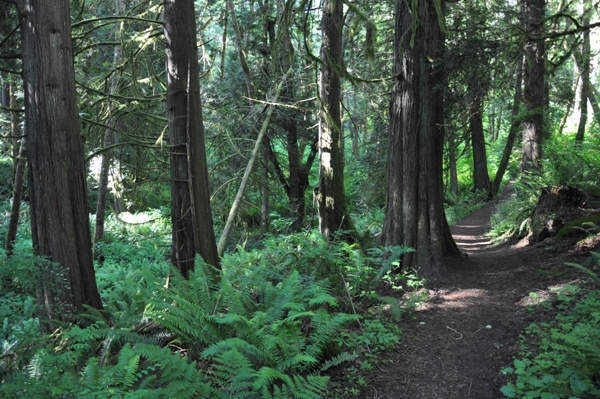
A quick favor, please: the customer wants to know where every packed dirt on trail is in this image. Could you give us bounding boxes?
[356,192,599,399]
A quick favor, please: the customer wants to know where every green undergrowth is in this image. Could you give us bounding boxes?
[445,189,490,226]
[500,253,600,399]
[488,181,539,241]
[488,136,600,242]
[1,212,412,398]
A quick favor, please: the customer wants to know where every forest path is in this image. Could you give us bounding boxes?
[362,192,585,398]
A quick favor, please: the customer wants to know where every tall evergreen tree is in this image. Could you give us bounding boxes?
[164,0,220,277]
[381,0,459,278]
[521,0,546,171]
[316,0,355,240]
[17,0,103,331]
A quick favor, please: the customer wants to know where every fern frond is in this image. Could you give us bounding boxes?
[286,374,329,399]
[319,351,358,372]
[136,343,215,398]
[306,310,360,358]
[308,293,338,307]
[211,347,258,398]
[276,354,318,372]
[253,366,290,390]
[203,337,266,364]
[146,290,222,346]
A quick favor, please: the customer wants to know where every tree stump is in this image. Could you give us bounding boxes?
[530,185,586,242]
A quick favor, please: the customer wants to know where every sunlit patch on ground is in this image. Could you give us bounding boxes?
[415,288,491,310]
[516,279,582,307]
[516,290,551,306]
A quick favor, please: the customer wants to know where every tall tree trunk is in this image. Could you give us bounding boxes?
[94,0,125,246]
[588,85,600,126]
[557,74,578,136]
[9,83,20,168]
[469,89,491,195]
[164,0,220,278]
[575,0,591,142]
[3,82,25,258]
[260,146,270,234]
[5,137,25,257]
[492,53,524,195]
[447,134,459,196]
[381,0,459,279]
[521,0,546,172]
[18,0,104,331]
[317,0,355,240]
[265,0,314,232]
[220,6,228,80]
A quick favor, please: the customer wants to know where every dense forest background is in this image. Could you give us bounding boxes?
[1,0,599,397]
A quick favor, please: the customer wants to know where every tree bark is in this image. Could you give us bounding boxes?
[588,85,600,127]
[557,74,578,136]
[4,82,24,258]
[227,0,272,233]
[217,68,291,256]
[164,0,220,278]
[317,0,355,240]
[5,137,25,257]
[521,0,546,172]
[447,134,459,196]
[575,0,591,142]
[492,53,524,195]
[18,0,104,331]
[469,88,491,195]
[94,0,125,246]
[381,0,460,279]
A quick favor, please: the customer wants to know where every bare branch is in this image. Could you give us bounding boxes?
[71,15,163,29]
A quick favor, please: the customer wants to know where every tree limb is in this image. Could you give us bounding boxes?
[217,67,293,256]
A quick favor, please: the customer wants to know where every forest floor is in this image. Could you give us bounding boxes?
[353,189,600,399]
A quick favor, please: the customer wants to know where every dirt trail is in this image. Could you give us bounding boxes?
[363,194,588,398]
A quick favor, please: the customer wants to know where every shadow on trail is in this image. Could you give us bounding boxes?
[364,197,573,399]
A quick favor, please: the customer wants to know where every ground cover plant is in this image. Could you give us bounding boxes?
[500,254,600,399]
[0,210,410,398]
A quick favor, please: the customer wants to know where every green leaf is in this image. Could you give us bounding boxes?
[570,375,589,395]
[529,377,544,388]
[500,384,517,398]
[541,374,555,384]
[514,359,527,370]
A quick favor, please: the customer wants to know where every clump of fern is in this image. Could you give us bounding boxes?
[144,257,360,397]
[1,225,407,398]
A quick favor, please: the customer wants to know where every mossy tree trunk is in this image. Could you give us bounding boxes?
[317,0,355,240]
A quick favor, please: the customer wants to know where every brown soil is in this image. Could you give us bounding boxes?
[355,193,599,399]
